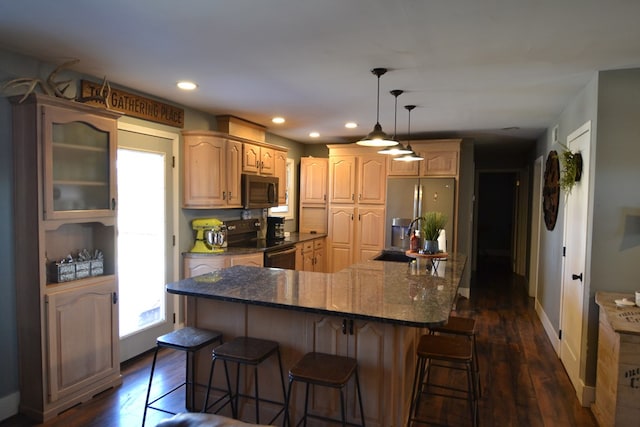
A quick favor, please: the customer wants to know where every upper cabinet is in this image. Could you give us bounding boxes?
[182,131,242,208]
[387,139,461,177]
[329,153,386,205]
[274,149,288,205]
[299,157,329,234]
[42,102,118,220]
[243,142,275,175]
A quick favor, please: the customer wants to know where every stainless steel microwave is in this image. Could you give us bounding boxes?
[241,174,279,208]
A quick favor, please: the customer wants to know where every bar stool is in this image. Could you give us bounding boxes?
[284,352,365,427]
[142,327,223,427]
[407,334,477,427]
[203,336,287,425]
[429,315,482,397]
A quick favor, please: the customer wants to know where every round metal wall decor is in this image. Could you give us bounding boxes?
[543,150,560,230]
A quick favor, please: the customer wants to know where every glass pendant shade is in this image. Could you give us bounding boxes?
[357,68,398,147]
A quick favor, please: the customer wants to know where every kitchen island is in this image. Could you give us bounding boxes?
[167,254,466,426]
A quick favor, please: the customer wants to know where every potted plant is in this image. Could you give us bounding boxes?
[420,211,447,254]
[558,145,583,193]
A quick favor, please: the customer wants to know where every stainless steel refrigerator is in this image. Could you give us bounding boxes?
[385,177,456,251]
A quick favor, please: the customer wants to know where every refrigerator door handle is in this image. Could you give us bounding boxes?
[417,184,424,217]
[413,184,420,219]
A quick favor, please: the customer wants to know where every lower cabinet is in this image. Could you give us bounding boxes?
[328,206,385,272]
[298,238,326,272]
[183,252,263,278]
[303,315,398,427]
[45,279,120,407]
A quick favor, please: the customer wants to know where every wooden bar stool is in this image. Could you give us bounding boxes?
[142,327,223,427]
[203,336,287,425]
[284,352,365,427]
[429,315,482,397]
[407,334,477,427]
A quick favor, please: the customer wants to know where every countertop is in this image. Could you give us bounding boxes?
[167,253,467,328]
[184,232,327,257]
[595,291,640,335]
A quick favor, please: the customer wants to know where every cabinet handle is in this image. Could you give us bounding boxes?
[223,191,226,200]
[112,292,118,304]
[358,214,361,220]
[351,214,354,220]
[228,191,232,200]
[359,193,362,200]
[349,319,354,335]
[342,319,347,335]
[351,194,354,201]
[111,198,116,210]
[323,194,326,201]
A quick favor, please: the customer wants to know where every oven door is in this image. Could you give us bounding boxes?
[264,246,296,270]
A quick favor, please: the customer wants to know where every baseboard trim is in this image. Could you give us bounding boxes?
[0,391,19,422]
[535,299,560,354]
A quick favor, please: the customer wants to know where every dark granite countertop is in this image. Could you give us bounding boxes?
[167,253,467,327]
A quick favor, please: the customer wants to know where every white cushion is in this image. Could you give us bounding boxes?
[155,413,270,427]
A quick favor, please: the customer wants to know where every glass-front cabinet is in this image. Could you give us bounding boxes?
[43,105,117,220]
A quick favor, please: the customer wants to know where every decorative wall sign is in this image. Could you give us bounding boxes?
[80,80,184,128]
[543,150,560,230]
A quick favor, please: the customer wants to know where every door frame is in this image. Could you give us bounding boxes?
[117,121,180,361]
[558,120,593,406]
[529,156,543,298]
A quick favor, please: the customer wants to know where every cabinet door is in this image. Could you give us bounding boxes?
[42,105,117,220]
[225,139,243,207]
[274,149,287,204]
[356,207,386,263]
[229,252,264,267]
[243,142,261,174]
[295,243,304,270]
[358,155,387,204]
[388,157,419,176]
[313,238,326,273]
[45,279,119,402]
[259,146,275,175]
[302,241,315,271]
[330,156,357,203]
[328,206,354,272]
[183,134,226,208]
[183,256,228,278]
[300,157,328,205]
[418,150,458,176]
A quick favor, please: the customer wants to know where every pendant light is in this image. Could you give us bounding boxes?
[378,90,412,155]
[394,105,424,162]
[356,68,398,147]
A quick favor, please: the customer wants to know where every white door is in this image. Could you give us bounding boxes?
[559,121,591,404]
[117,123,179,362]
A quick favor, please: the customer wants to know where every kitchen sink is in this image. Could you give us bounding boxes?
[373,251,414,263]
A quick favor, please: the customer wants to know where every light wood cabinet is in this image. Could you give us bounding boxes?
[303,315,395,427]
[182,131,243,208]
[414,140,460,177]
[299,157,329,234]
[243,142,275,175]
[327,146,387,272]
[298,238,325,272]
[11,94,121,422]
[274,149,288,205]
[183,252,263,278]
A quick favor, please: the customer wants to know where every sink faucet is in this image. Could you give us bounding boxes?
[406,216,423,236]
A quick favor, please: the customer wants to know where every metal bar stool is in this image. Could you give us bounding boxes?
[203,336,287,425]
[284,352,365,427]
[142,327,223,427]
[429,315,482,397]
[407,334,477,427]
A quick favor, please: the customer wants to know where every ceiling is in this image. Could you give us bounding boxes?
[2,0,640,147]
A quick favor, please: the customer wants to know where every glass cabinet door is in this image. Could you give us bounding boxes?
[42,105,117,220]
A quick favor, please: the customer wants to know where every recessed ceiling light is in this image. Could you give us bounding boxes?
[309,132,320,138]
[272,117,285,124]
[177,81,197,90]
[345,122,358,129]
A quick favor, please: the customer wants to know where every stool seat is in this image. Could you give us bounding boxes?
[213,337,279,365]
[157,327,223,351]
[430,315,475,336]
[143,327,223,427]
[285,352,365,426]
[417,334,472,362]
[289,352,357,388]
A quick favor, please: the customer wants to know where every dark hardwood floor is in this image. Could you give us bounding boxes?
[2,258,598,427]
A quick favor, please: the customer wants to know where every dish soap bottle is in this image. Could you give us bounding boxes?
[410,231,419,252]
